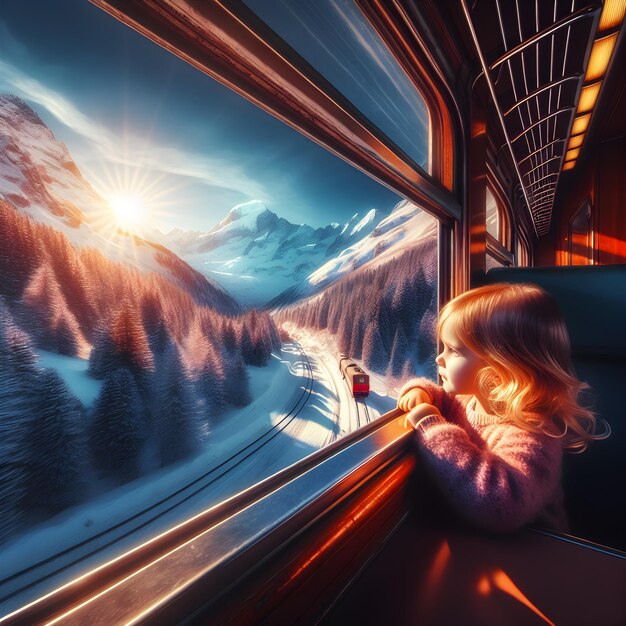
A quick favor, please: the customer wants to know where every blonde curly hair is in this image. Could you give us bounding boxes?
[438,282,610,453]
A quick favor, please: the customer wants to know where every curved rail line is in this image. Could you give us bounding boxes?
[359,398,371,425]
[0,344,314,608]
[354,397,371,429]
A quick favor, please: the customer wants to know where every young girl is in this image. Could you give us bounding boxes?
[397,282,610,534]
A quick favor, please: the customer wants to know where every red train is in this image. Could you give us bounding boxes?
[338,353,370,397]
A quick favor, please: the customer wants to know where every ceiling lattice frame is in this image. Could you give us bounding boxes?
[462,0,601,237]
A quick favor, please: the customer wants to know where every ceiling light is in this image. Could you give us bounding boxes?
[572,114,591,135]
[585,33,618,81]
[577,81,602,113]
[568,134,585,149]
[565,148,581,160]
[598,0,626,32]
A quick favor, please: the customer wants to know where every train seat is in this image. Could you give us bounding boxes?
[482,264,626,551]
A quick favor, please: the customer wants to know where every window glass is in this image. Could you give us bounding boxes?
[569,203,592,265]
[243,0,431,171]
[516,236,529,266]
[486,252,506,272]
[486,186,499,240]
[0,0,438,609]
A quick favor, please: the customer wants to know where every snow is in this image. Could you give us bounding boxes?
[0,95,230,302]
[33,349,102,408]
[0,339,398,617]
[350,208,377,236]
[154,201,382,308]
[207,199,269,236]
[309,200,436,289]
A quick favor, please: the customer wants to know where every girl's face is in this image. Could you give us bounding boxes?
[435,323,486,396]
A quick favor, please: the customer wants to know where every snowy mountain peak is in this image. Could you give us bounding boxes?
[214,200,272,230]
[0,94,48,130]
[350,208,378,236]
[0,93,239,313]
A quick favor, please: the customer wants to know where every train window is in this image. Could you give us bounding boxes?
[516,231,530,267]
[485,186,499,240]
[242,0,431,173]
[0,0,442,611]
[569,201,593,265]
[485,182,513,268]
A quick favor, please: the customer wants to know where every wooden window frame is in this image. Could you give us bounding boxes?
[568,198,594,266]
[485,168,514,267]
[516,227,531,266]
[15,2,464,620]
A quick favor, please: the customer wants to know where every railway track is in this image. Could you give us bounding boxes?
[0,345,314,609]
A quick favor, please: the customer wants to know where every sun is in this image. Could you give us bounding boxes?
[108,193,145,232]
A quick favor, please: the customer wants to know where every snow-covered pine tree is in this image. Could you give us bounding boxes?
[111,300,155,372]
[417,307,437,365]
[391,275,419,336]
[362,320,388,374]
[337,309,353,354]
[238,322,254,365]
[156,342,202,466]
[0,201,43,300]
[317,296,329,330]
[89,301,154,379]
[141,290,170,356]
[349,316,365,359]
[388,325,410,378]
[269,316,282,351]
[21,261,83,355]
[89,368,146,482]
[248,323,271,367]
[328,301,342,334]
[22,369,84,515]
[196,343,226,416]
[0,300,39,543]
[222,353,251,407]
[56,316,79,356]
[222,320,238,353]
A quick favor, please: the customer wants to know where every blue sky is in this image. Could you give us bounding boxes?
[0,0,404,232]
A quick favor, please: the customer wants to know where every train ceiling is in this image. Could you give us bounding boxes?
[461,0,625,237]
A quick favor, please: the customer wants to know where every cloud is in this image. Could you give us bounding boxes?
[0,57,270,201]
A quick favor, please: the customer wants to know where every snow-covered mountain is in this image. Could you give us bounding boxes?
[153,200,380,307]
[0,95,238,313]
[267,199,437,309]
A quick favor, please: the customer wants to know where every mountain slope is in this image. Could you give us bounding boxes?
[153,200,380,308]
[0,94,239,313]
[267,199,437,309]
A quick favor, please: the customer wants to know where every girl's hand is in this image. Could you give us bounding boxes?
[404,403,442,429]
[398,387,432,412]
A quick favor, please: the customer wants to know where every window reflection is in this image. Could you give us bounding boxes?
[243,0,431,170]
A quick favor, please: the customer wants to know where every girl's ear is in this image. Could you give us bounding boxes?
[476,365,501,393]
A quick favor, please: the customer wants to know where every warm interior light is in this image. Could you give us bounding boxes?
[585,33,618,81]
[565,148,581,160]
[572,113,591,135]
[563,161,576,171]
[577,81,602,113]
[568,134,585,150]
[598,0,626,31]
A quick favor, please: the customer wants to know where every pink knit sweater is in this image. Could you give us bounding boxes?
[400,377,569,534]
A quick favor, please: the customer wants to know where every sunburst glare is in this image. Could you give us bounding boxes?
[108,193,145,232]
[80,159,190,246]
